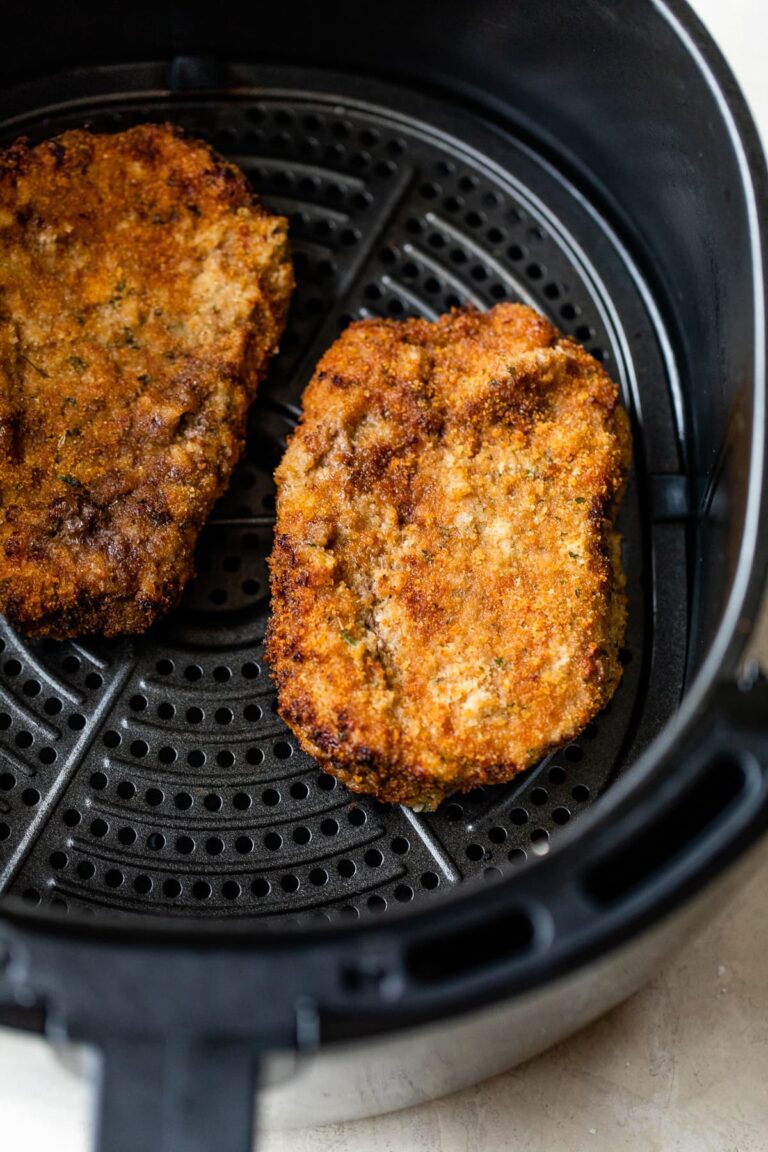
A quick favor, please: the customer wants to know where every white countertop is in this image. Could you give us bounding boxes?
[2,2,768,1150]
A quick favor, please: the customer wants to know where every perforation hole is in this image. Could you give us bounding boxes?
[264,832,282,851]
[163,879,182,898]
[204,793,222,812]
[118,827,136,846]
[572,784,590,802]
[251,878,270,898]
[548,765,566,784]
[77,861,95,880]
[174,792,193,811]
[105,869,124,889]
[391,836,409,855]
[133,875,152,894]
[321,818,339,837]
[147,832,165,851]
[466,843,485,862]
[176,836,194,855]
[338,859,356,878]
[531,829,550,855]
[193,880,211,900]
[146,788,164,807]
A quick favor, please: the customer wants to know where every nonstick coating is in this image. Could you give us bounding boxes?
[0,68,687,924]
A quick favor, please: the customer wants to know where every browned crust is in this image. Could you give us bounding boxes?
[266,303,631,808]
[0,124,294,637]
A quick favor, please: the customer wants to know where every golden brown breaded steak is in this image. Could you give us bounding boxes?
[267,304,631,808]
[0,124,293,637]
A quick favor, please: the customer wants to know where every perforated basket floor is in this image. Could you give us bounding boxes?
[0,66,687,923]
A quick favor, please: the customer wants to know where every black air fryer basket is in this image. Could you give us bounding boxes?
[0,2,766,1150]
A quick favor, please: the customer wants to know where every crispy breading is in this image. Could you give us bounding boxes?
[0,124,293,637]
[267,304,630,808]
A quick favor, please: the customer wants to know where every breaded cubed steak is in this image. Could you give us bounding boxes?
[0,124,293,637]
[267,304,631,808]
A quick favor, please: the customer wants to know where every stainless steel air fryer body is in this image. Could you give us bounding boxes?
[0,3,766,1150]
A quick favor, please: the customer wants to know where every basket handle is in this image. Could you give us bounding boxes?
[96,1037,258,1152]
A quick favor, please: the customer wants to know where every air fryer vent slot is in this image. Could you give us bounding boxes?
[583,755,751,907]
[406,908,537,984]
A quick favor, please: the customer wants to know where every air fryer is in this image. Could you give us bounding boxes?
[0,2,766,1150]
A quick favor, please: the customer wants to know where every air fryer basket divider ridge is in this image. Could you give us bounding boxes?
[0,68,687,923]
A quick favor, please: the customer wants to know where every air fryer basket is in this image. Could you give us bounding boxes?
[0,2,766,1151]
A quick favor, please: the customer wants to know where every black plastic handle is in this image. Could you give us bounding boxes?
[97,1039,257,1152]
